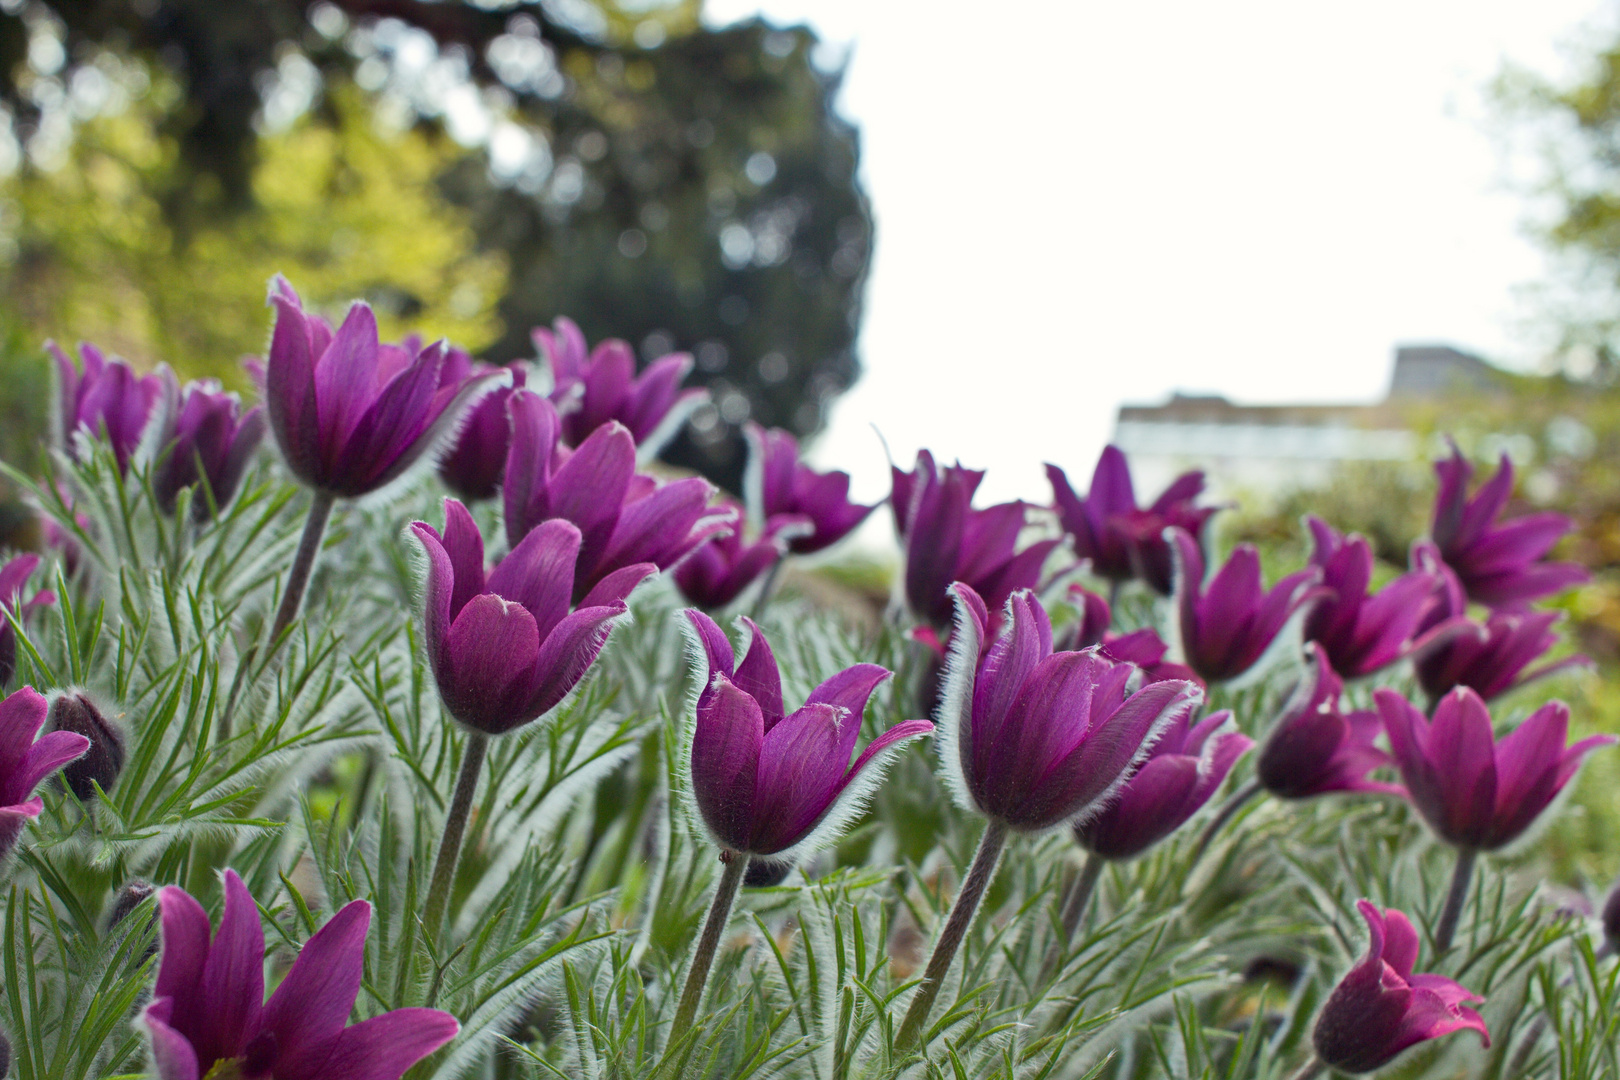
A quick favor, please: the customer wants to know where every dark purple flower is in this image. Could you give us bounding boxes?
[48,692,125,801]
[261,275,503,498]
[412,498,654,735]
[48,340,167,472]
[746,423,876,554]
[1378,686,1614,851]
[1311,899,1488,1073]
[1072,708,1251,860]
[1303,516,1446,678]
[1256,644,1405,800]
[141,870,459,1080]
[1062,584,1202,686]
[437,358,527,502]
[1171,528,1325,684]
[674,503,806,610]
[892,450,1059,630]
[938,583,1201,832]
[534,317,706,452]
[1046,446,1216,593]
[1601,879,1620,952]
[0,686,90,860]
[1431,442,1587,609]
[683,611,933,856]
[0,555,55,688]
[152,376,266,520]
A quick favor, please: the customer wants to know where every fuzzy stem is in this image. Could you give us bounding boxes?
[895,819,1009,1052]
[1435,847,1477,954]
[749,556,786,622]
[421,732,489,944]
[1107,578,1122,620]
[1286,1058,1325,1080]
[1187,778,1263,870]
[671,851,750,1038]
[1058,852,1105,944]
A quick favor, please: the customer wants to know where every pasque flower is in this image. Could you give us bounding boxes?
[141,870,459,1080]
[0,554,55,688]
[1072,707,1251,860]
[263,275,503,498]
[534,317,705,452]
[48,339,167,471]
[1256,644,1404,800]
[1430,442,1587,608]
[746,423,876,554]
[683,611,933,856]
[152,375,266,520]
[673,503,806,610]
[0,686,90,860]
[1302,516,1444,678]
[413,498,653,735]
[438,359,527,502]
[1378,687,1613,851]
[1170,528,1325,684]
[503,389,731,602]
[1311,900,1488,1073]
[49,692,125,801]
[1062,584,1201,686]
[1046,445,1215,593]
[892,450,1058,630]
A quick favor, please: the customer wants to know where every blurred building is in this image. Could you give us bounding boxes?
[1113,345,1503,499]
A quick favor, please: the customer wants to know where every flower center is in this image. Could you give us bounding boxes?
[200,1032,278,1080]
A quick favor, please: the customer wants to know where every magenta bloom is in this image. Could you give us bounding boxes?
[141,870,458,1080]
[1063,584,1201,686]
[684,612,933,856]
[674,503,804,610]
[892,450,1058,630]
[412,498,653,735]
[49,340,166,472]
[1431,443,1587,609]
[1256,644,1404,800]
[1303,517,1445,678]
[0,555,55,688]
[503,390,730,602]
[262,276,502,498]
[939,583,1201,832]
[1312,900,1488,1073]
[1378,687,1614,851]
[439,359,527,502]
[1072,708,1251,860]
[534,317,705,451]
[1170,528,1324,684]
[0,686,90,859]
[746,423,876,554]
[1046,446,1216,594]
[152,376,267,520]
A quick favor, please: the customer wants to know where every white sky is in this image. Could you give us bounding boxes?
[703,0,1608,508]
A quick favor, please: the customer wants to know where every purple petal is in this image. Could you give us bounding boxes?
[19,729,90,793]
[199,871,265,1062]
[154,886,213,1008]
[409,522,455,677]
[525,602,627,720]
[734,618,785,728]
[1424,689,1499,846]
[439,499,487,622]
[283,1008,460,1080]
[503,389,561,548]
[441,595,543,732]
[684,609,735,685]
[549,421,637,575]
[141,1000,202,1080]
[749,702,850,853]
[487,519,582,640]
[0,686,49,783]
[261,900,370,1057]
[691,673,763,851]
[313,302,383,467]
[580,562,657,608]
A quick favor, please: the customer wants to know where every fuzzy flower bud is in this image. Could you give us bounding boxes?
[49,693,125,801]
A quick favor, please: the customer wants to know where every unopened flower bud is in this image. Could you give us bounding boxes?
[49,693,125,801]
[744,859,793,888]
[1602,879,1620,953]
[107,880,155,931]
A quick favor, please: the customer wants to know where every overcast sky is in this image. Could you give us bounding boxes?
[703,0,1608,509]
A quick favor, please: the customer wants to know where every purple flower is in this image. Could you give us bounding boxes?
[1170,528,1325,684]
[1431,442,1587,609]
[1377,686,1614,851]
[938,583,1201,832]
[1062,584,1202,686]
[534,317,706,452]
[1255,644,1405,800]
[141,870,459,1080]
[746,423,876,554]
[152,376,267,520]
[674,503,806,610]
[48,340,166,472]
[892,450,1059,630]
[1602,878,1620,951]
[438,359,527,502]
[1046,446,1215,594]
[0,555,55,688]
[1311,899,1488,1073]
[0,686,90,860]
[1072,708,1252,860]
[412,498,654,735]
[262,275,503,498]
[683,611,933,856]
[1303,516,1445,678]
[503,389,731,602]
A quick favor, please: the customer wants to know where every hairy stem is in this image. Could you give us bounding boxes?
[1038,851,1105,984]
[421,731,490,944]
[1188,778,1263,870]
[1435,847,1478,954]
[671,851,750,1039]
[895,819,1009,1052]
[1107,578,1122,619]
[749,556,786,622]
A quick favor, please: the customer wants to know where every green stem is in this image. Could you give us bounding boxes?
[421,732,489,944]
[749,555,786,622]
[1435,847,1477,954]
[895,819,1009,1052]
[1187,778,1263,870]
[671,850,750,1038]
[1038,851,1104,984]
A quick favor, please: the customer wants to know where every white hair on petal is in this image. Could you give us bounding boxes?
[1065,680,1205,833]
[932,587,989,815]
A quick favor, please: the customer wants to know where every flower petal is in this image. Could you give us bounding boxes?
[198,870,264,1063]
[750,702,850,853]
[692,673,763,851]
[285,1008,461,1080]
[141,999,202,1080]
[261,900,370,1058]
[486,519,581,640]
[734,618,785,728]
[442,595,543,732]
